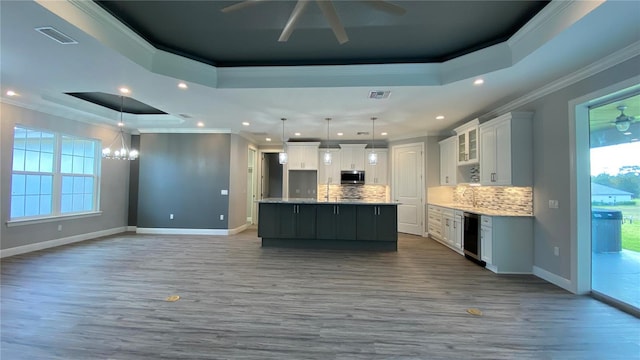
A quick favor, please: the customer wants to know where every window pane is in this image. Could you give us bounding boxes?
[25,130,41,151]
[61,154,73,173]
[25,151,40,172]
[11,174,25,195]
[25,175,40,195]
[13,128,27,148]
[61,194,72,213]
[12,149,25,171]
[40,152,54,173]
[83,195,93,211]
[72,194,83,212]
[84,177,94,193]
[39,195,52,215]
[73,139,84,156]
[61,138,73,155]
[24,195,40,216]
[11,196,25,218]
[72,156,84,174]
[41,134,54,153]
[41,176,53,195]
[73,177,84,194]
[83,158,94,175]
[84,141,95,157]
[62,176,73,194]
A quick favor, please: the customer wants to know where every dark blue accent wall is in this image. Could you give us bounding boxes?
[137,133,231,229]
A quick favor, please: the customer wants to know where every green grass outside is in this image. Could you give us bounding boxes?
[593,199,640,252]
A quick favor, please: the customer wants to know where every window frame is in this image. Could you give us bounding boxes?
[8,125,102,225]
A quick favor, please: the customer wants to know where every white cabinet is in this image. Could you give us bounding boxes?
[454,119,479,166]
[479,112,533,186]
[452,210,463,250]
[318,149,341,185]
[439,136,457,185]
[480,216,493,266]
[365,149,388,185]
[442,208,454,245]
[287,142,320,170]
[480,215,533,274]
[427,205,443,240]
[339,144,366,171]
[428,205,463,254]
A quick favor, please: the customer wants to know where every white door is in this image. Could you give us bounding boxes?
[392,143,424,235]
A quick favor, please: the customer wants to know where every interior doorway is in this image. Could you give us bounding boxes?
[247,147,257,224]
[261,152,283,199]
[392,142,424,235]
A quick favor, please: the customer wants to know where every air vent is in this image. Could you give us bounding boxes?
[251,132,268,136]
[356,131,370,135]
[368,90,391,99]
[35,27,78,44]
[178,113,192,119]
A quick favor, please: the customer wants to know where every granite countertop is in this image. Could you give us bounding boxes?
[428,203,533,217]
[259,198,400,205]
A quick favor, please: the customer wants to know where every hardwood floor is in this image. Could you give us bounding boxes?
[1,228,638,359]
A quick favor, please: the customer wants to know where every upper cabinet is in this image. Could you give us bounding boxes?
[365,149,388,185]
[339,144,366,171]
[479,112,533,186]
[317,149,341,185]
[287,142,320,170]
[454,119,479,166]
[439,136,457,186]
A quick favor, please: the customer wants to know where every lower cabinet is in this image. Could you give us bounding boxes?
[258,203,316,239]
[480,216,493,266]
[480,215,533,274]
[356,205,397,241]
[316,204,357,240]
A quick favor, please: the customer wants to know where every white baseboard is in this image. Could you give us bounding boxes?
[533,265,573,293]
[137,224,250,236]
[0,227,127,258]
[228,223,249,235]
[126,226,136,232]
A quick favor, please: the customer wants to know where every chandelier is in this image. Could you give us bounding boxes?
[102,96,139,160]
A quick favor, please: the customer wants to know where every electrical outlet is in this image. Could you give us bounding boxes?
[170,213,174,220]
[220,215,224,220]
[554,246,559,256]
[549,200,559,209]
[57,224,62,231]
[221,189,228,195]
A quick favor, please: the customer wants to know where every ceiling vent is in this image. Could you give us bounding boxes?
[357,131,370,135]
[178,113,192,119]
[368,90,391,99]
[35,27,78,44]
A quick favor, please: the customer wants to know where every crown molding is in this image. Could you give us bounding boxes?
[137,128,232,134]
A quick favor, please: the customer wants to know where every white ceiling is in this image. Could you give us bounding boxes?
[1,0,639,146]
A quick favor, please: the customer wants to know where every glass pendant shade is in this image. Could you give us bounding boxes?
[368,151,378,165]
[369,116,377,165]
[323,151,332,165]
[279,117,287,164]
[278,152,288,165]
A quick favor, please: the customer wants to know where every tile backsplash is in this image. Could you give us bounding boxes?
[317,184,389,202]
[453,185,533,215]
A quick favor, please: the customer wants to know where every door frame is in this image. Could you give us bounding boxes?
[391,142,425,236]
[257,147,284,224]
[247,145,258,224]
[569,77,640,295]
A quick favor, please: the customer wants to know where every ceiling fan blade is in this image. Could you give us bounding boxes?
[363,0,406,15]
[221,0,268,13]
[315,0,349,44]
[279,0,310,42]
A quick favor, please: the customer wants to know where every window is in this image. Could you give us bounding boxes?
[10,126,100,220]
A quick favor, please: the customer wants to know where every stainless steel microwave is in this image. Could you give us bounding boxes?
[341,170,365,184]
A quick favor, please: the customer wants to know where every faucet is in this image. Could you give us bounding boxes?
[462,186,478,207]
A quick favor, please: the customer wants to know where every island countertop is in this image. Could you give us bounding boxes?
[259,198,400,205]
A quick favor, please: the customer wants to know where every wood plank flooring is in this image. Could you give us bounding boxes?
[1,228,638,359]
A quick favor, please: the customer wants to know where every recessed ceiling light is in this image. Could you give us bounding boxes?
[381,132,388,136]
[6,90,17,96]
[337,132,344,136]
[242,122,250,126]
[436,115,445,120]
[623,132,632,135]
[266,138,272,142]
[294,132,301,136]
[119,87,130,94]
[473,79,484,86]
[197,121,204,127]
[178,82,188,89]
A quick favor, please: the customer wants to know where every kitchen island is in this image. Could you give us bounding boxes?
[258,198,398,251]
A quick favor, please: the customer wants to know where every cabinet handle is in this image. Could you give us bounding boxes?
[337,206,340,215]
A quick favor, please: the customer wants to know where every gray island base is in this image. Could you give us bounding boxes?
[258,199,398,251]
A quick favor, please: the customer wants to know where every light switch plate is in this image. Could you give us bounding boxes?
[221,189,228,195]
[549,200,559,209]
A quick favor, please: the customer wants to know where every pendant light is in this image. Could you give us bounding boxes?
[323,117,332,165]
[279,118,288,164]
[368,117,378,165]
[101,95,139,160]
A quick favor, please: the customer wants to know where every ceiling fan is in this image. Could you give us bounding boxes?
[612,105,636,132]
[221,0,406,44]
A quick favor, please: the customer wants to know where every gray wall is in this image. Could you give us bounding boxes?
[0,103,130,250]
[137,133,231,229]
[514,55,640,279]
[127,135,140,226]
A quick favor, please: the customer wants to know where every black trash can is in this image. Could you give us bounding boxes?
[591,208,622,253]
